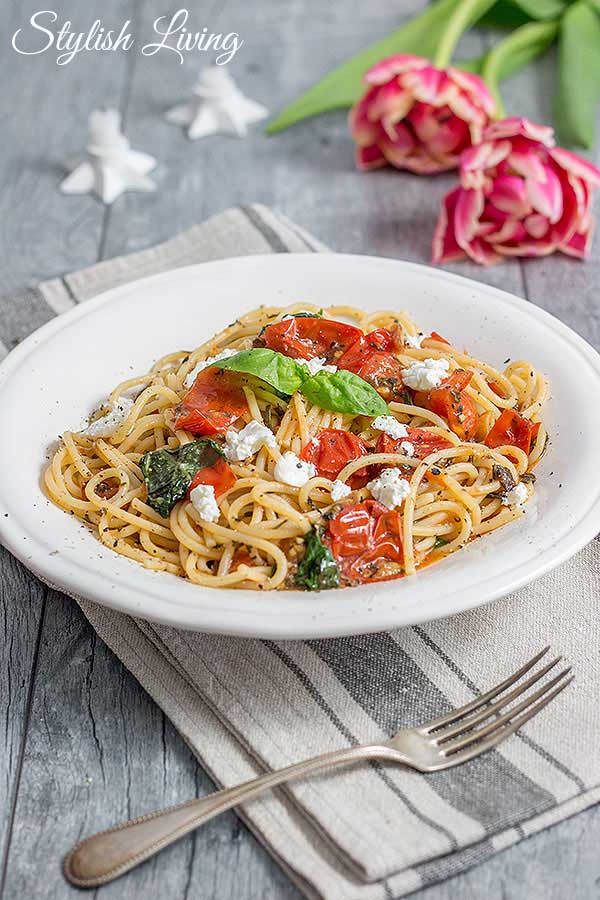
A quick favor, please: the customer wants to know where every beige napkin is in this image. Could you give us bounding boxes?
[5,205,599,900]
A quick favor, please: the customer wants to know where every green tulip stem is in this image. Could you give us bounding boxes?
[481,20,559,118]
[433,0,497,68]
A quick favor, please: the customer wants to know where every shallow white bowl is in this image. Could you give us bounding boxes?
[1,254,599,638]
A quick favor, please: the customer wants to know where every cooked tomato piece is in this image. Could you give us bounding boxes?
[174,367,249,435]
[258,316,363,361]
[489,380,504,398]
[428,331,451,345]
[338,329,405,401]
[427,369,478,441]
[361,327,400,352]
[187,456,236,498]
[299,429,370,487]
[439,369,473,391]
[376,428,453,460]
[485,409,539,454]
[326,500,404,583]
[230,549,255,571]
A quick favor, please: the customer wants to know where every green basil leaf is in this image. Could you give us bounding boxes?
[267,0,495,133]
[140,440,224,518]
[300,369,389,416]
[555,1,600,148]
[214,348,307,396]
[295,527,340,590]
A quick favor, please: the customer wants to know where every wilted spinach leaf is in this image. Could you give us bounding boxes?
[294,527,340,591]
[300,369,389,417]
[140,440,224,518]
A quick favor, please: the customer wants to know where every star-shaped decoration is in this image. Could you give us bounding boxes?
[166,66,269,140]
[60,109,157,205]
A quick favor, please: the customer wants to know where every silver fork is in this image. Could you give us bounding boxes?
[64,647,572,888]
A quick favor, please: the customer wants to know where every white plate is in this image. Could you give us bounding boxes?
[1,254,599,638]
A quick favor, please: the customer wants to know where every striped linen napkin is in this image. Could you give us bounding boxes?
[5,205,599,900]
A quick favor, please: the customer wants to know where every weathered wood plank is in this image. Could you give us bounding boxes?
[0,0,130,886]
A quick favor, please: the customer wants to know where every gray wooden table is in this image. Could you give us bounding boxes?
[1,1,599,898]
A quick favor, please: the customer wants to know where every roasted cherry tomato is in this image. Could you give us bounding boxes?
[485,409,540,455]
[299,429,370,487]
[428,331,451,345]
[427,369,478,441]
[187,456,236,498]
[230,549,254,571]
[257,316,363,361]
[326,500,404,583]
[376,428,453,460]
[174,367,249,435]
[338,328,405,401]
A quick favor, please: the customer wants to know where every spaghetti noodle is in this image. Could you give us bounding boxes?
[44,303,548,591]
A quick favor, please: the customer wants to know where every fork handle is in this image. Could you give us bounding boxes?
[64,742,396,888]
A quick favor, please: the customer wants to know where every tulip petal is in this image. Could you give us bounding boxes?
[370,83,413,124]
[561,220,594,258]
[447,68,495,116]
[454,188,484,246]
[488,175,531,217]
[432,187,466,263]
[507,149,547,183]
[486,219,528,244]
[404,64,446,104]
[550,147,600,188]
[378,121,416,166]
[365,54,427,85]
[483,117,555,147]
[526,165,563,223]
[355,144,387,170]
[463,237,502,266]
[348,90,380,145]
[524,214,550,239]
[496,241,557,257]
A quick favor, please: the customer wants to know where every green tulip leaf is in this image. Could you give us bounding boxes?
[508,0,567,19]
[555,0,600,148]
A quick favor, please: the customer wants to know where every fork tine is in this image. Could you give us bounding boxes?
[439,673,573,765]
[434,656,562,744]
[442,667,571,755]
[421,646,551,733]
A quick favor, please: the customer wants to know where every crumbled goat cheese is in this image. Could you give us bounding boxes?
[304,356,337,376]
[502,482,528,507]
[330,480,351,501]
[400,440,416,456]
[223,421,276,461]
[404,332,424,349]
[184,349,238,388]
[190,484,220,522]
[372,415,409,439]
[274,452,317,487]
[83,397,134,438]
[401,358,450,391]
[367,468,411,509]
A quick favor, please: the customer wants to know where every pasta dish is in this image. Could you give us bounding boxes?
[44,303,548,591]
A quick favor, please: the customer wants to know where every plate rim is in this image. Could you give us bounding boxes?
[1,252,599,638]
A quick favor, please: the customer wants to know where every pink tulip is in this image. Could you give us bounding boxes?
[349,55,495,175]
[433,117,600,265]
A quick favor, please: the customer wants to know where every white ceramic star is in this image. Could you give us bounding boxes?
[60,109,157,205]
[166,67,269,140]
